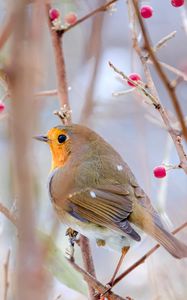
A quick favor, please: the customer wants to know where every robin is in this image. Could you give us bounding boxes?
[35,123,187,287]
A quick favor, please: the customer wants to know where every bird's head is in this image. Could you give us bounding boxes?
[34,126,72,170]
[34,124,99,170]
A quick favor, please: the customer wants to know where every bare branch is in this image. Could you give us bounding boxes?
[0,202,17,227]
[45,3,70,114]
[68,259,129,300]
[60,0,118,35]
[132,0,187,143]
[79,236,97,300]
[111,222,187,288]
[109,61,187,174]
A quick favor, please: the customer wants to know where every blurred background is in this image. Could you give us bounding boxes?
[0,0,187,299]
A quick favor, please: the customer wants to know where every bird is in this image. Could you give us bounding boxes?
[35,123,187,286]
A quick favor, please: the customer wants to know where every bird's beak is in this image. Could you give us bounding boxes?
[33,135,49,143]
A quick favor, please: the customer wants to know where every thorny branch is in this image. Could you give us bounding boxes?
[126,1,187,174]
[109,61,187,174]
[132,0,187,143]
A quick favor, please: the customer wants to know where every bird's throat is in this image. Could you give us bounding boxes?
[50,144,69,170]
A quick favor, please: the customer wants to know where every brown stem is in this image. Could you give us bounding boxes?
[132,0,187,143]
[61,0,118,35]
[126,1,187,173]
[112,222,187,287]
[0,13,14,49]
[79,236,97,300]
[68,259,129,300]
[0,202,17,227]
[46,3,70,112]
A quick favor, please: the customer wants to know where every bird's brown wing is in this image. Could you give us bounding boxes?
[67,185,141,241]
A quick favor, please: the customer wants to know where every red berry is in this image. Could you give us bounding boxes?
[127,73,141,87]
[0,102,5,112]
[171,0,184,7]
[140,5,153,18]
[65,12,77,25]
[153,166,166,178]
[49,8,60,21]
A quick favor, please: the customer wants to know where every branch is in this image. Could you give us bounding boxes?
[109,61,187,174]
[0,13,14,49]
[35,89,58,97]
[111,222,187,288]
[68,259,130,300]
[0,202,17,227]
[60,0,118,35]
[132,0,187,143]
[45,3,70,112]
[79,236,97,300]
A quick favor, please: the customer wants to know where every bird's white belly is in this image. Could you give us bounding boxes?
[60,211,140,252]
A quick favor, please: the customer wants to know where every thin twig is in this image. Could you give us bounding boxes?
[180,5,187,35]
[3,249,11,300]
[60,0,118,35]
[0,14,14,49]
[68,259,129,300]
[109,61,187,173]
[132,0,187,142]
[110,222,187,290]
[109,61,159,106]
[35,89,58,97]
[152,31,176,54]
[149,60,187,83]
[45,3,70,112]
[121,1,187,174]
[0,202,17,227]
[79,236,97,300]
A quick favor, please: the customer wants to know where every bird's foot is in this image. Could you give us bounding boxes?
[94,283,112,299]
[65,244,75,261]
[65,228,78,261]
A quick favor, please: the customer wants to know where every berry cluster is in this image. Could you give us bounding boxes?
[49,8,77,25]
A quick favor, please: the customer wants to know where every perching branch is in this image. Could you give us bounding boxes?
[107,222,187,292]
[132,0,187,143]
[68,259,130,300]
[79,236,97,300]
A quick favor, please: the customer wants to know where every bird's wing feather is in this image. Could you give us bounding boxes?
[67,186,141,241]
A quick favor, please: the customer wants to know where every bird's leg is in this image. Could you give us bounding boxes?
[107,246,130,288]
[65,227,78,261]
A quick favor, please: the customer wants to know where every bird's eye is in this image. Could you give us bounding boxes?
[58,134,67,144]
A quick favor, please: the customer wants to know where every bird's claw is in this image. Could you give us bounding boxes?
[65,244,75,261]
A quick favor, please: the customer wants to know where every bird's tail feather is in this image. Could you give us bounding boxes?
[146,223,187,259]
[130,204,187,259]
